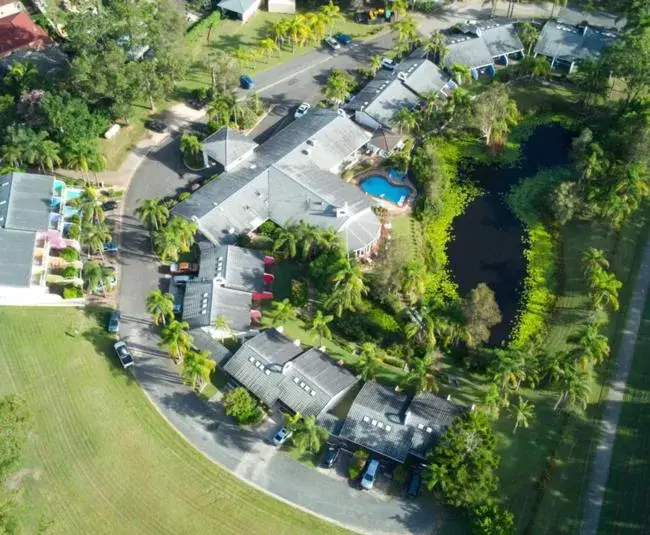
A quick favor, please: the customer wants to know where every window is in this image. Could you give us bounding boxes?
[385,425,392,431]
[300,382,306,388]
[417,423,424,430]
[371,419,377,426]
[377,422,384,429]
[264,369,270,375]
[363,416,370,423]
[248,356,255,363]
[293,377,300,383]
[426,427,433,433]
[310,391,316,397]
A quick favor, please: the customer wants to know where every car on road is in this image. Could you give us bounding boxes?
[294,102,311,119]
[102,200,118,211]
[145,119,167,133]
[107,311,120,333]
[169,262,199,275]
[272,427,292,446]
[324,36,341,50]
[104,242,118,253]
[322,445,340,468]
[172,274,193,285]
[113,340,134,369]
[334,33,352,45]
[407,470,422,497]
[240,74,255,89]
[361,459,380,490]
[381,57,397,70]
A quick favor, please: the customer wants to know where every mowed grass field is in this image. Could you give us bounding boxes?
[0,307,348,535]
[599,297,650,533]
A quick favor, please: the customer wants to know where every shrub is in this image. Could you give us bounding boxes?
[58,246,79,262]
[69,214,81,224]
[178,192,191,202]
[223,387,262,425]
[257,220,278,237]
[67,224,80,240]
[290,280,307,307]
[60,266,78,278]
[63,286,83,299]
[348,449,369,480]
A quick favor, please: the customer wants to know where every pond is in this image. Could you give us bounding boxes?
[447,124,573,346]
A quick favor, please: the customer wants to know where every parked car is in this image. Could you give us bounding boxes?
[272,427,292,446]
[324,36,341,50]
[240,74,255,89]
[381,57,397,70]
[188,98,207,110]
[407,470,422,497]
[113,340,134,369]
[334,33,352,45]
[322,445,340,468]
[294,102,311,119]
[172,275,193,285]
[104,242,119,253]
[102,200,118,211]
[107,311,120,333]
[361,459,380,490]
[169,262,199,275]
[145,119,167,133]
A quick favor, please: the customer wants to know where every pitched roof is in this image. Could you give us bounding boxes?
[182,281,252,331]
[0,228,35,287]
[223,330,358,415]
[557,6,625,30]
[338,382,464,462]
[479,23,524,57]
[198,241,264,292]
[444,35,494,70]
[203,127,257,169]
[217,0,258,15]
[190,328,233,367]
[399,57,451,97]
[445,21,523,69]
[534,21,617,63]
[0,172,53,232]
[0,11,51,56]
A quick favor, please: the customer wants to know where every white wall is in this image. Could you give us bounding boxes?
[267,0,295,14]
[240,0,261,22]
[354,111,382,131]
[0,1,22,18]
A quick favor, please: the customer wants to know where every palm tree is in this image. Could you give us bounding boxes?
[258,37,279,60]
[147,289,175,326]
[393,16,418,52]
[323,69,352,107]
[319,0,344,35]
[326,257,368,316]
[159,319,192,363]
[182,349,216,391]
[214,314,234,338]
[570,324,610,368]
[451,63,471,85]
[582,248,609,279]
[518,22,539,55]
[423,462,447,492]
[510,397,534,433]
[576,142,606,192]
[305,12,327,45]
[422,31,448,65]
[391,0,409,21]
[272,18,290,46]
[401,352,438,394]
[271,298,297,325]
[37,139,62,171]
[369,55,383,76]
[82,221,111,257]
[153,226,180,262]
[357,343,382,381]
[392,108,418,135]
[165,216,197,253]
[307,310,334,347]
[590,269,622,311]
[137,198,170,231]
[78,185,105,224]
[314,227,342,253]
[554,366,591,412]
[1,143,23,168]
[180,133,202,157]
[232,49,249,71]
[492,349,527,396]
[82,261,103,293]
[291,415,329,455]
[273,227,299,258]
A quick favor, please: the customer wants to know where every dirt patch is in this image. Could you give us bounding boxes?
[5,468,41,490]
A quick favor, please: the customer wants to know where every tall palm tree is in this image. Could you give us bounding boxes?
[147,289,175,326]
[326,257,368,316]
[517,22,539,55]
[314,227,342,253]
[291,415,329,455]
[576,142,606,191]
[423,462,447,492]
[272,18,290,46]
[305,12,327,45]
[554,366,591,412]
[82,221,111,257]
[165,216,197,253]
[582,248,609,279]
[400,352,438,394]
[391,0,409,21]
[137,198,170,231]
[492,349,527,396]
[393,17,418,52]
[37,139,62,171]
[159,319,192,363]
[180,133,202,156]
[510,397,534,433]
[271,298,297,325]
[357,343,382,381]
[319,0,344,35]
[323,68,352,106]
[78,185,105,224]
[422,31,448,65]
[182,349,216,392]
[273,227,299,258]
[153,226,180,262]
[307,310,334,347]
[214,314,234,338]
[451,63,471,85]
[392,108,418,135]
[570,324,610,368]
[590,269,622,311]
[82,261,104,293]
[369,55,383,76]
[232,49,249,71]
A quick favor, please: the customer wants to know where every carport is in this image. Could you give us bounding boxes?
[217,0,261,23]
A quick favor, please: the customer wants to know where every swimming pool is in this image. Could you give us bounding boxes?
[65,188,82,201]
[360,176,411,206]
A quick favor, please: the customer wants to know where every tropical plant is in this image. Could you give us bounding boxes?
[323,68,353,106]
[136,198,170,231]
[369,54,383,76]
[180,133,202,157]
[517,22,539,55]
[450,63,471,85]
[319,0,344,35]
[78,185,105,224]
[582,248,609,282]
[181,349,216,392]
[473,84,519,146]
[81,221,111,257]
[553,365,591,412]
[423,31,448,65]
[393,16,418,52]
[290,414,329,455]
[214,314,234,338]
[223,387,262,424]
[159,319,192,362]
[392,108,418,135]
[325,257,368,316]
[147,289,175,326]
[307,310,334,346]
[357,342,382,381]
[491,349,527,398]
[509,396,534,433]
[271,298,297,325]
[258,37,279,60]
[273,227,299,258]
[589,268,622,312]
[81,261,104,292]
[400,352,439,394]
[570,323,610,368]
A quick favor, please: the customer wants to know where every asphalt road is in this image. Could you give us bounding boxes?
[114,33,448,534]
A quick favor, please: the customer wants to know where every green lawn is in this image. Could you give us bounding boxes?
[599,296,650,533]
[0,307,348,535]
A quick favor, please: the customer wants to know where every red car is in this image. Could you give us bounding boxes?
[169,262,199,275]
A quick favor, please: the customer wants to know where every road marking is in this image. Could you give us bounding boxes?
[256,54,333,95]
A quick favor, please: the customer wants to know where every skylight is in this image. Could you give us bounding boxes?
[363,416,370,423]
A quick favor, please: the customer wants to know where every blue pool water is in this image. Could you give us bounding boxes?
[64,206,80,217]
[65,188,82,200]
[53,179,65,195]
[360,176,410,205]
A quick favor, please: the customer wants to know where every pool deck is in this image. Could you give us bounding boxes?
[355,168,416,214]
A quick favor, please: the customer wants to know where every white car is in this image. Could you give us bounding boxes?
[113,341,134,369]
[324,36,341,50]
[294,103,311,119]
[381,57,397,70]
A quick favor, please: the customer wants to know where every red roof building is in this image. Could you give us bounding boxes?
[0,11,52,57]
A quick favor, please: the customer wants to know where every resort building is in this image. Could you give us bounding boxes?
[173,108,382,257]
[556,6,625,31]
[444,20,525,77]
[534,19,618,73]
[223,328,358,417]
[336,381,463,463]
[0,173,83,306]
[181,240,272,340]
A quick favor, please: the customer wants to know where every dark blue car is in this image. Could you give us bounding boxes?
[334,33,352,45]
[240,75,255,89]
[107,311,120,333]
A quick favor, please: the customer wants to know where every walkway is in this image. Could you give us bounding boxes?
[581,239,650,534]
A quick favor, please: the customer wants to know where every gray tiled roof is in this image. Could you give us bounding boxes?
[534,21,617,63]
[198,241,264,291]
[399,58,451,97]
[172,109,378,253]
[182,280,213,328]
[479,24,524,57]
[444,36,494,70]
[223,330,358,416]
[217,0,258,14]
[182,280,252,331]
[203,127,257,169]
[339,382,464,462]
[190,327,233,367]
[0,172,53,231]
[0,229,36,288]
[557,6,625,30]
[341,207,381,253]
